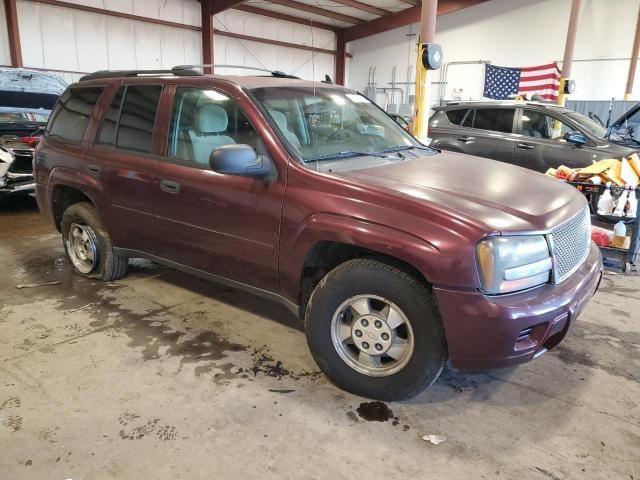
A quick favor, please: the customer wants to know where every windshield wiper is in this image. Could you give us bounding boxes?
[379,144,434,154]
[310,150,396,162]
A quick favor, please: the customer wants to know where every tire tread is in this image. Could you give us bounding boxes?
[305,258,447,400]
[62,202,129,282]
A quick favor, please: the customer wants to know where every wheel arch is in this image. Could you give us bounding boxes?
[278,213,441,317]
[51,183,98,232]
[297,240,434,318]
[48,167,102,232]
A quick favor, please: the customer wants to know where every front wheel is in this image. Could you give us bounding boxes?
[61,202,129,281]
[305,259,447,401]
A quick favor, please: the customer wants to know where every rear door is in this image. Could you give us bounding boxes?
[442,107,517,164]
[429,107,469,149]
[514,108,596,172]
[87,83,162,253]
[151,84,287,292]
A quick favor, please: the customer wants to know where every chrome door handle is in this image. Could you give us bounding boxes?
[160,179,181,194]
[458,136,474,142]
[517,143,535,150]
[86,164,101,176]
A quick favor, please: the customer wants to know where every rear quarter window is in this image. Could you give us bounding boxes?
[46,87,104,143]
[445,109,468,125]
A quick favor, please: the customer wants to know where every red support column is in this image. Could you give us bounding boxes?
[4,0,23,67]
[335,30,346,85]
[201,0,213,74]
[558,0,582,106]
[625,4,640,100]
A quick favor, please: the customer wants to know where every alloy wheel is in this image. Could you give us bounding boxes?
[67,223,98,274]
[330,294,415,377]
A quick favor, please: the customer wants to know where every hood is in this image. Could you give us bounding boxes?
[0,68,67,96]
[334,151,587,234]
[591,139,637,156]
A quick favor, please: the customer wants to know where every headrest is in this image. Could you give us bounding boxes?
[269,110,288,130]
[196,104,228,133]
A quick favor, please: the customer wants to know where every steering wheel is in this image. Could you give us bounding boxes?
[327,128,355,142]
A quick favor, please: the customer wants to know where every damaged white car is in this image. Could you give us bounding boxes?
[0,68,66,198]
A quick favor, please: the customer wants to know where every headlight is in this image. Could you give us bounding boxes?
[476,236,552,295]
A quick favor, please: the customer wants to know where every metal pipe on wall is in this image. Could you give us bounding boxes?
[437,59,489,105]
[557,0,582,106]
[625,3,640,100]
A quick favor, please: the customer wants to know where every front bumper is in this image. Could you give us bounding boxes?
[0,171,35,195]
[434,242,603,370]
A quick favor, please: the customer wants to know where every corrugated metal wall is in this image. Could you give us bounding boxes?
[15,0,202,83]
[0,0,335,84]
[213,9,335,81]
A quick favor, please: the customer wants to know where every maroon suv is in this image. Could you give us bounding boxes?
[35,68,603,400]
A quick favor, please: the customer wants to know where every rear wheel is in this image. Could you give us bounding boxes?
[61,202,128,281]
[305,259,447,401]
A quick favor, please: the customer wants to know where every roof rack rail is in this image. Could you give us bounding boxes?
[79,67,202,82]
[174,64,300,79]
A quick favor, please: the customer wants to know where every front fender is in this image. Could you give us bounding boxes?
[278,212,476,305]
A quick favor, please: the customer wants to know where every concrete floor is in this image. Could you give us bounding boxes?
[0,198,638,480]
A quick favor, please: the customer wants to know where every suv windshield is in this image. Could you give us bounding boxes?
[564,111,606,138]
[251,86,423,162]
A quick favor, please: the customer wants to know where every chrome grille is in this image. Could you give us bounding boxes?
[549,207,591,284]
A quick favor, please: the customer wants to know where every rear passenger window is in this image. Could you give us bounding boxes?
[97,87,125,146]
[471,108,515,133]
[445,109,468,125]
[116,85,162,153]
[47,87,104,143]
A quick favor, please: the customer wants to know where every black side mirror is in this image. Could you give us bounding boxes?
[209,144,275,179]
[563,130,587,147]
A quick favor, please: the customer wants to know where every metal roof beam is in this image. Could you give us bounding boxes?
[265,0,361,24]
[345,0,488,42]
[233,4,339,31]
[330,0,390,17]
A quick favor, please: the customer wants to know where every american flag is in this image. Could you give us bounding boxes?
[483,63,561,101]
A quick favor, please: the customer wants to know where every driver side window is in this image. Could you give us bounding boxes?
[168,87,259,166]
[522,109,571,141]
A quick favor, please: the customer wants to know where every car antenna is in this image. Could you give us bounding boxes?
[311,20,319,172]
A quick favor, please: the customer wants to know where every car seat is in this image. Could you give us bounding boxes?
[269,110,301,149]
[188,104,235,164]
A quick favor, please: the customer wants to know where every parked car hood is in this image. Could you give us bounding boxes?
[334,150,586,234]
[611,102,639,127]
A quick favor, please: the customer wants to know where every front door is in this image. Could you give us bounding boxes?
[152,85,286,292]
[514,108,597,172]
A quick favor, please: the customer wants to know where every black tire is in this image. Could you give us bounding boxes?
[305,259,447,401]
[61,202,128,281]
